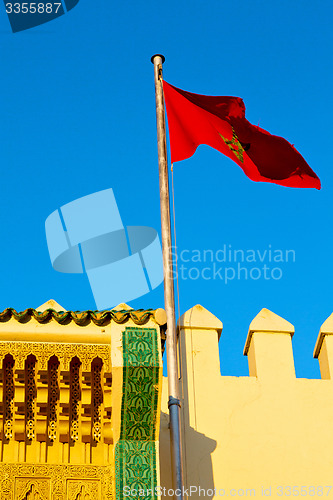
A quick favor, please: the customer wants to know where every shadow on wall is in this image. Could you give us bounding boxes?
[159,411,217,499]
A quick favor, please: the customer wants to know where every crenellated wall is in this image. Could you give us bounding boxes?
[159,305,333,500]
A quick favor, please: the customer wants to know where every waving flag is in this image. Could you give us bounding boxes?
[163,81,321,189]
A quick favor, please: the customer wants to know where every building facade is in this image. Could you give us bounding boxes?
[0,300,332,499]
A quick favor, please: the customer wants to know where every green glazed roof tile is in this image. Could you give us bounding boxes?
[0,308,165,327]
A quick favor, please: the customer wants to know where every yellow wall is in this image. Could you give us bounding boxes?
[160,305,333,500]
[2,297,332,500]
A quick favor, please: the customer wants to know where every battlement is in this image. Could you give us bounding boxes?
[159,305,333,497]
[175,304,332,381]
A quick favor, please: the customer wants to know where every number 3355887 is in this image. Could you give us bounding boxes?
[5,3,62,13]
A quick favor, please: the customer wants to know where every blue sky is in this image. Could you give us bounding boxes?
[0,0,332,378]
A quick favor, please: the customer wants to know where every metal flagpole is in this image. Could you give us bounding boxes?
[151,54,184,498]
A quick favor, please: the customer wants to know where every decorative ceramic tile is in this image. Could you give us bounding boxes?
[115,327,161,499]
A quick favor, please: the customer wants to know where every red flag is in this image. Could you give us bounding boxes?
[163,81,321,189]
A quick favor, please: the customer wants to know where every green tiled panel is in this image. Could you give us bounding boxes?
[122,327,160,367]
[120,365,160,441]
[115,440,157,499]
[116,327,161,499]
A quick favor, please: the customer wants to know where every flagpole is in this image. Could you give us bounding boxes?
[151,54,184,498]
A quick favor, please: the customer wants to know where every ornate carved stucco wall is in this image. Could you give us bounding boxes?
[0,301,165,500]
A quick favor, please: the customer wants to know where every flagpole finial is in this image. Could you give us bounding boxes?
[151,54,165,64]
